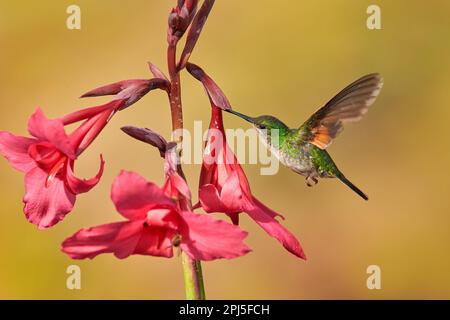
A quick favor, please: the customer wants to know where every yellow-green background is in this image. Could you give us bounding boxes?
[0,0,449,299]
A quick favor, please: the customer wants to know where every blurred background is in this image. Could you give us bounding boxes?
[0,0,450,299]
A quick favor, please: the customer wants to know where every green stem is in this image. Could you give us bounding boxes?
[182,252,206,300]
[167,43,206,300]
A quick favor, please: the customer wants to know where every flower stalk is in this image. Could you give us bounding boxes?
[167,8,206,300]
[168,60,206,300]
[182,253,206,300]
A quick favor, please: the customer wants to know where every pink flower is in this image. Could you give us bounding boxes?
[186,63,306,259]
[61,165,251,261]
[0,107,107,229]
[197,107,306,259]
[0,79,165,229]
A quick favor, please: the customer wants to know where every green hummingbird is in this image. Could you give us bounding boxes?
[225,73,383,200]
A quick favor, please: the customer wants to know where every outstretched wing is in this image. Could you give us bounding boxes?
[298,73,383,149]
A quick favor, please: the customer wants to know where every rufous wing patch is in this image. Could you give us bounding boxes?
[310,126,332,149]
[299,73,383,150]
[309,122,343,149]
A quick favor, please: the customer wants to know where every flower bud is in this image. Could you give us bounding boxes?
[121,126,168,158]
[186,63,232,110]
[167,0,198,45]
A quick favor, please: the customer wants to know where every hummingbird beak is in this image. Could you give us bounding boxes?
[225,109,254,124]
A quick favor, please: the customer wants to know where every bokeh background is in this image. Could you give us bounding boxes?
[0,0,449,299]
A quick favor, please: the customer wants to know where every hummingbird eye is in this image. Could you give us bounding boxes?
[259,125,266,130]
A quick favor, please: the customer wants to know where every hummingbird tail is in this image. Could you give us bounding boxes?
[337,174,369,201]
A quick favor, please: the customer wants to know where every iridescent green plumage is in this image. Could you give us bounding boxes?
[226,74,384,200]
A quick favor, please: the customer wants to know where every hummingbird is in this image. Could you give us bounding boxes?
[225,73,383,200]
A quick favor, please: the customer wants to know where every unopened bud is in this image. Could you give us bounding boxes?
[121,126,168,158]
[167,0,199,44]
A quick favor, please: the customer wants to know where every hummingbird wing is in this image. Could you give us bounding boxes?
[298,73,383,149]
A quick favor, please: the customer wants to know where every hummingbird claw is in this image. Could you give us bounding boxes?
[306,176,318,187]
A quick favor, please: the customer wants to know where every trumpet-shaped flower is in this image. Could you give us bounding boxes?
[0,79,165,228]
[186,63,305,259]
[62,164,251,261]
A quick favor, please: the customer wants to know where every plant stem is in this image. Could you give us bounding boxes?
[167,44,184,141]
[182,252,206,299]
[167,43,206,300]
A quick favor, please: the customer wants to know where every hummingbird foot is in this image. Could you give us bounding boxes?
[306,175,318,187]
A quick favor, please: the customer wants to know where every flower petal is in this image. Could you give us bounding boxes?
[198,184,228,213]
[23,166,75,229]
[163,145,192,200]
[61,221,144,259]
[251,196,285,220]
[65,155,105,194]
[133,225,175,258]
[171,174,191,200]
[70,108,116,155]
[179,211,251,261]
[61,102,119,125]
[0,131,37,172]
[80,81,127,98]
[245,199,306,260]
[147,208,178,229]
[220,171,245,211]
[111,171,174,220]
[198,172,243,225]
[27,108,75,159]
[28,142,62,170]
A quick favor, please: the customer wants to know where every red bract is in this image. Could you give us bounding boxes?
[61,166,251,261]
[0,79,161,229]
[186,63,231,110]
[196,106,306,260]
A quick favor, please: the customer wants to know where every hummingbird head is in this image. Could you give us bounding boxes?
[225,109,290,146]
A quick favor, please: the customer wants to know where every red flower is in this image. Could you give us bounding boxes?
[0,107,107,229]
[61,161,251,261]
[0,79,165,229]
[197,106,306,259]
[186,63,306,259]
